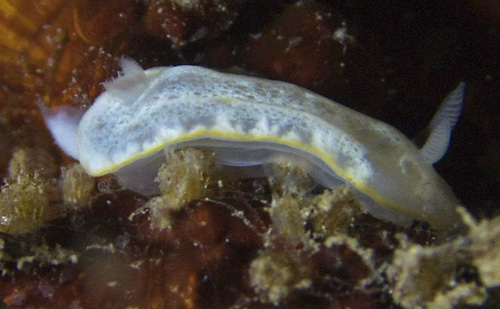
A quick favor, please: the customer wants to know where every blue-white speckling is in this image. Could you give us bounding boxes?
[43,58,465,230]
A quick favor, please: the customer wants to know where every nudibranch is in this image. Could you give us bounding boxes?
[43,58,465,230]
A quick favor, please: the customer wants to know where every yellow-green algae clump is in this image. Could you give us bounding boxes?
[249,249,312,305]
[387,208,500,308]
[266,162,365,248]
[137,148,214,229]
[61,163,96,205]
[247,162,500,307]
[0,172,51,235]
[0,148,63,235]
[249,163,368,304]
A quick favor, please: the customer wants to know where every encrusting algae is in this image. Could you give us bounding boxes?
[386,207,500,309]
[247,163,374,304]
[249,248,313,305]
[387,236,487,308]
[266,163,365,247]
[136,148,214,229]
[245,161,500,307]
[308,186,364,239]
[2,142,499,308]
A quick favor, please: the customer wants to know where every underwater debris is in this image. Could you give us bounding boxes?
[0,237,78,275]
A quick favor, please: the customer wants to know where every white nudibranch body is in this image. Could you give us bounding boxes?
[44,58,465,230]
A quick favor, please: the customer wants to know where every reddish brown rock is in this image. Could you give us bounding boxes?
[241,1,352,94]
[73,0,142,45]
[145,0,244,48]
